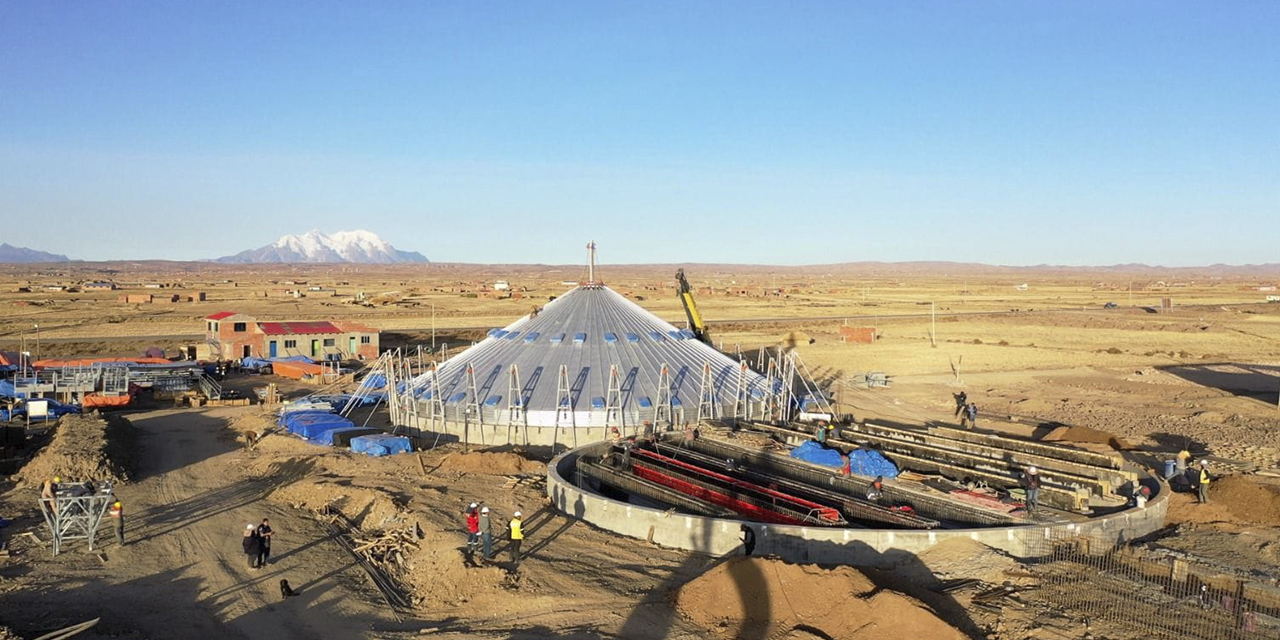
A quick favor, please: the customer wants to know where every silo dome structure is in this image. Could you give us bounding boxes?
[389,246,780,446]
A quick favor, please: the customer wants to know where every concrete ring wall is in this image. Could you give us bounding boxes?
[546,442,1170,566]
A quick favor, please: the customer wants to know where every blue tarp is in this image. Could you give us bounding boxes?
[846,449,899,478]
[362,373,387,389]
[788,441,899,478]
[0,380,21,399]
[350,434,412,457]
[789,440,845,467]
[313,426,380,446]
[279,410,350,434]
[290,415,356,441]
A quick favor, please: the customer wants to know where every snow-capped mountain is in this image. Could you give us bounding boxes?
[216,230,427,264]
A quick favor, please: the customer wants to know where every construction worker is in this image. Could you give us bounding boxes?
[815,421,829,445]
[1020,467,1042,513]
[242,524,260,569]
[509,510,524,568]
[479,506,492,562]
[465,503,480,561]
[608,427,621,443]
[256,518,274,567]
[963,403,978,429]
[866,476,884,501]
[109,500,124,546]
[1197,460,1212,504]
[953,392,968,418]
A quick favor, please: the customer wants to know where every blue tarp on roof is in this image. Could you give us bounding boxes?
[350,434,412,457]
[788,441,898,478]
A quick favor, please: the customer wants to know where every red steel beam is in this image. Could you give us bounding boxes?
[630,447,842,523]
[631,464,805,525]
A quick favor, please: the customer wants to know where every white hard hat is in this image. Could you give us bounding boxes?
[513,511,522,517]
[1028,466,1038,474]
[480,506,489,513]
[1200,459,1208,466]
[246,524,255,530]
[469,502,478,509]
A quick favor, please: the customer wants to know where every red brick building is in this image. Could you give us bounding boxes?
[205,311,379,361]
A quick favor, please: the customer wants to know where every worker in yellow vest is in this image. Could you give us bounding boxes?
[509,511,524,568]
[109,500,125,546]
[1197,460,1211,504]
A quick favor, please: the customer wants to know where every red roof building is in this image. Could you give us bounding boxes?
[204,312,379,361]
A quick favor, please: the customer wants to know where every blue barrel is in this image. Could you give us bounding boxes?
[1163,459,1177,479]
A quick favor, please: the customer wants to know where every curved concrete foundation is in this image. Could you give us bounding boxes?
[547,442,1169,564]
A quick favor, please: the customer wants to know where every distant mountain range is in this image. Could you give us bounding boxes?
[0,243,70,263]
[215,230,428,264]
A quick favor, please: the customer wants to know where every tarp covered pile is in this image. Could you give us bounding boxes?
[1,398,82,421]
[350,434,412,457]
[789,441,899,478]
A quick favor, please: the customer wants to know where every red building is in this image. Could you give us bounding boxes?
[205,311,379,361]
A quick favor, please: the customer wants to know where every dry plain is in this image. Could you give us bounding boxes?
[1,260,1278,640]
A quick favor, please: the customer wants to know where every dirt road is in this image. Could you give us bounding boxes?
[1,408,401,639]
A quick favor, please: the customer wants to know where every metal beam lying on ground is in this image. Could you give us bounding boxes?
[855,422,1135,491]
[653,441,939,529]
[577,460,738,518]
[675,434,1021,525]
[837,425,1119,499]
[919,422,1124,469]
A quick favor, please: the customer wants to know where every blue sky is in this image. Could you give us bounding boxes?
[1,2,1276,265]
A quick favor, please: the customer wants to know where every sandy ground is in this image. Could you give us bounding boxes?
[0,407,400,639]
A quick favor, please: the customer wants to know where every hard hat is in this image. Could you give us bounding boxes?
[480,506,489,513]
[53,476,61,483]
[469,502,478,509]
[513,511,522,517]
[1028,466,1038,474]
[1200,459,1208,466]
[246,524,255,530]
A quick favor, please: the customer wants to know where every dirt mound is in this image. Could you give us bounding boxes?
[15,413,137,487]
[271,478,404,530]
[437,451,544,476]
[1041,425,1131,451]
[675,557,966,640]
[1213,475,1280,527]
[915,537,1025,583]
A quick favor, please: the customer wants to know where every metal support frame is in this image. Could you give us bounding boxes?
[695,361,716,422]
[506,364,526,446]
[654,363,672,427]
[39,485,115,556]
[604,364,623,434]
[764,357,780,422]
[427,364,445,430]
[732,360,749,423]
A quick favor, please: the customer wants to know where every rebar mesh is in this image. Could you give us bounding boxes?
[1027,532,1280,639]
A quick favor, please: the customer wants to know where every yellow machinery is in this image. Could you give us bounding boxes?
[675,269,710,344]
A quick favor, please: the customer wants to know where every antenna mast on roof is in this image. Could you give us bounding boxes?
[585,240,599,285]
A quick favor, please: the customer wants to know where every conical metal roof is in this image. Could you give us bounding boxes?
[408,285,772,427]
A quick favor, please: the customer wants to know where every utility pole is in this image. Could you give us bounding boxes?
[431,304,436,352]
[930,301,937,347]
[34,323,40,362]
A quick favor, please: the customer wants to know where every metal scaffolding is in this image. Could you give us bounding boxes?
[39,483,115,556]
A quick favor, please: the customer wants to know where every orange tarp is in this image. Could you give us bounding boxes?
[82,394,134,409]
[33,356,170,368]
[271,360,325,380]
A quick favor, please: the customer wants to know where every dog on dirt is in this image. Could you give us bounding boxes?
[280,578,298,599]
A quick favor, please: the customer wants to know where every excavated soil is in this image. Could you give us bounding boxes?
[1212,475,1280,527]
[1041,425,1131,451]
[435,451,545,475]
[914,537,1025,583]
[675,557,967,640]
[15,413,137,487]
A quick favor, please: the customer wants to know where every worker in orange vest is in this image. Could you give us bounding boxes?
[109,500,125,546]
